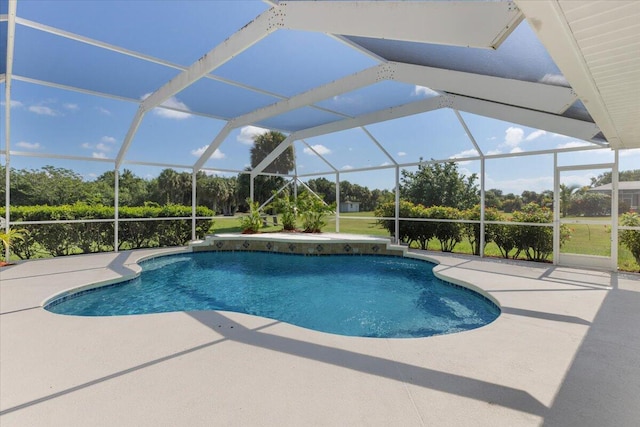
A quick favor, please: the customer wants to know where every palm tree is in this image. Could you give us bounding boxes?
[559,184,579,217]
[250,131,294,174]
[1,228,25,263]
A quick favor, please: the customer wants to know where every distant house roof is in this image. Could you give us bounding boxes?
[590,181,640,191]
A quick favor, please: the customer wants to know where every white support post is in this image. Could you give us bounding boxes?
[553,153,560,265]
[3,0,17,261]
[250,175,254,203]
[114,169,119,252]
[335,172,340,233]
[395,166,400,244]
[192,170,197,242]
[480,157,486,258]
[611,150,619,271]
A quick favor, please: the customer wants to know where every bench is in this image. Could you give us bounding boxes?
[261,215,279,227]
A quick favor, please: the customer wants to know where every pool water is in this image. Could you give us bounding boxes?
[46,252,500,338]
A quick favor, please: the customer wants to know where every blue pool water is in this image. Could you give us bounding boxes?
[46,252,500,338]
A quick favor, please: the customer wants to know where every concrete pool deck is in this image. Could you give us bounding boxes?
[1,237,639,426]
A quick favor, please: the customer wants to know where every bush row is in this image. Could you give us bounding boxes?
[375,202,570,262]
[1,204,214,259]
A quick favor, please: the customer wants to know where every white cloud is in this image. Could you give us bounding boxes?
[191,146,225,159]
[81,142,92,149]
[97,107,112,116]
[510,146,524,154]
[412,85,440,97]
[556,141,591,149]
[96,142,111,152]
[539,73,569,86]
[450,148,479,159]
[29,105,57,116]
[380,161,391,167]
[92,152,107,159]
[504,126,524,147]
[449,148,479,165]
[342,165,354,170]
[16,141,41,150]
[101,136,117,144]
[63,103,79,111]
[525,129,547,141]
[237,126,269,145]
[303,144,331,156]
[0,100,24,108]
[397,151,407,157]
[142,93,192,120]
[486,149,502,155]
[331,94,361,106]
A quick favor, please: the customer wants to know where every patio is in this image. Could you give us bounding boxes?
[1,246,639,426]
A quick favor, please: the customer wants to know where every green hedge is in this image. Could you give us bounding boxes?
[1,203,214,259]
[376,201,570,261]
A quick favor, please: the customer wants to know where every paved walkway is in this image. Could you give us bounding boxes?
[1,244,639,426]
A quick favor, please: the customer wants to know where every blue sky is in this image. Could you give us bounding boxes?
[2,1,639,196]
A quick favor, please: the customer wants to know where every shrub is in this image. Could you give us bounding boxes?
[620,212,640,267]
[1,204,214,257]
[462,205,502,255]
[298,192,335,233]
[239,200,263,233]
[569,192,611,216]
[269,191,297,231]
[425,206,462,252]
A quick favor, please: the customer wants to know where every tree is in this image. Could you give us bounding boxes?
[591,169,640,187]
[152,169,192,205]
[620,213,640,268]
[400,161,479,210]
[241,131,294,208]
[250,131,294,174]
[559,184,579,217]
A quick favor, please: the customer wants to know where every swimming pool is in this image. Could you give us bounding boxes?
[45,252,500,338]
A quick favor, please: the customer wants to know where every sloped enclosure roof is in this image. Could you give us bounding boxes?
[1,0,639,177]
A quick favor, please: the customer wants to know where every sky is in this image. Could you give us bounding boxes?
[2,0,639,196]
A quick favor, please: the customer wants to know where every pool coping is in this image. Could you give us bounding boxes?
[1,235,639,426]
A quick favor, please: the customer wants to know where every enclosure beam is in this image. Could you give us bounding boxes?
[294,96,445,141]
[115,108,146,169]
[281,1,523,49]
[140,8,278,113]
[450,94,602,143]
[393,62,578,115]
[300,140,338,172]
[193,123,234,172]
[251,134,295,178]
[193,65,384,172]
[119,7,279,170]
[361,127,398,166]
